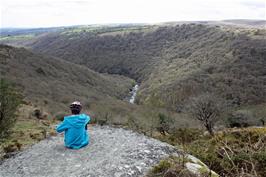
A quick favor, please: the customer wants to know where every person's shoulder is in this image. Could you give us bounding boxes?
[80,113,89,117]
[64,114,74,119]
[80,113,90,119]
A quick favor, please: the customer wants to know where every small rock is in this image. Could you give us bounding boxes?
[140,162,146,166]
[185,162,202,175]
[144,150,151,153]
[136,166,142,172]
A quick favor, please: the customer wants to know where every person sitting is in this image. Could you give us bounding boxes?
[56,101,90,149]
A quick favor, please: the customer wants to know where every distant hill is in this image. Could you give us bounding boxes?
[0,45,133,114]
[220,19,266,28]
[0,27,63,37]
[159,19,266,28]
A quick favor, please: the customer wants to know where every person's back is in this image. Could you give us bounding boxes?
[56,101,90,149]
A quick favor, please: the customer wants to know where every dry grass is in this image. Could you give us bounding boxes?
[0,104,56,160]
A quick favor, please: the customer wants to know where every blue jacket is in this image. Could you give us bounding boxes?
[56,114,90,149]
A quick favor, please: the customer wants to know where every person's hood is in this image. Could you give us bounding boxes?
[64,114,89,128]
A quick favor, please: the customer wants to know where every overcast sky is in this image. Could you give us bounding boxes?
[0,0,265,28]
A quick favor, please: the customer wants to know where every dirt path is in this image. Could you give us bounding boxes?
[0,125,177,177]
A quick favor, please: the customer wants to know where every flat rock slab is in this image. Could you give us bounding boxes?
[0,125,177,177]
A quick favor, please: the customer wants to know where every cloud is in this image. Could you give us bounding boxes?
[1,0,265,28]
[240,0,266,9]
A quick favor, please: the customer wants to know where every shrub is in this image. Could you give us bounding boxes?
[127,115,141,131]
[54,112,66,121]
[3,140,22,153]
[259,118,265,126]
[33,109,42,119]
[0,79,22,138]
[187,128,266,176]
[148,156,197,177]
[170,128,203,145]
[156,113,173,135]
[227,110,254,128]
[29,132,44,141]
[95,112,112,126]
[32,109,48,119]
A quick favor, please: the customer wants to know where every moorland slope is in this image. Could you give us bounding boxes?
[0,44,134,114]
[18,24,266,114]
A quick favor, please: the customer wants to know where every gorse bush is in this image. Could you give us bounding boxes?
[173,128,266,177]
[0,78,22,138]
[156,127,266,177]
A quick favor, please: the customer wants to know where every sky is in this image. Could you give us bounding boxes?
[0,0,265,28]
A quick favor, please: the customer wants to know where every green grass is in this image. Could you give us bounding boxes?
[60,25,156,37]
[0,34,35,41]
[0,115,56,160]
[13,119,39,131]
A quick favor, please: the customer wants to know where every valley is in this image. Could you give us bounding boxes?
[1,20,266,176]
[3,22,265,118]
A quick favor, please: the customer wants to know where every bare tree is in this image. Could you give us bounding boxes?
[186,93,225,136]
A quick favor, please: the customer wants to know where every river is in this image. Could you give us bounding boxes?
[129,84,139,104]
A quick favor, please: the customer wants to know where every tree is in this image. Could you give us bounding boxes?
[0,79,22,138]
[186,93,225,136]
[227,110,253,128]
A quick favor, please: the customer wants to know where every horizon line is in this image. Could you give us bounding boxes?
[1,18,266,29]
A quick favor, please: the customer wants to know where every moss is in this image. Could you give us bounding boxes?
[198,166,219,177]
[147,155,198,177]
[152,159,172,174]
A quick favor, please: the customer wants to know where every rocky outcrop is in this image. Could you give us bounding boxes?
[0,125,217,177]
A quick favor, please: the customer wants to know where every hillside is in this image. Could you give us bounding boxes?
[17,24,159,80]
[1,23,266,121]
[0,44,134,114]
[0,44,196,137]
[15,24,266,110]
[137,25,266,108]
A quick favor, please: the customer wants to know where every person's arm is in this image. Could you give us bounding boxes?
[56,120,69,133]
[85,115,91,130]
